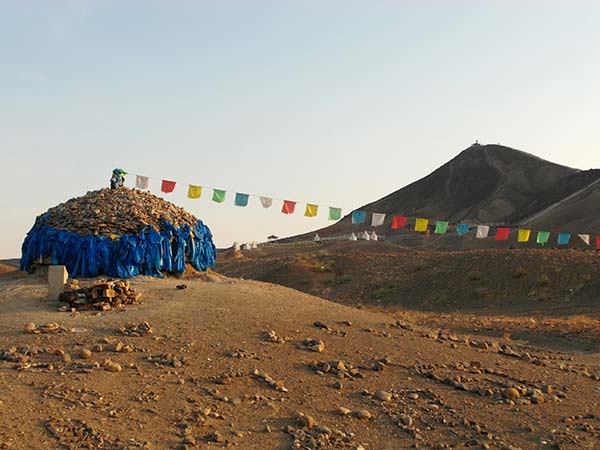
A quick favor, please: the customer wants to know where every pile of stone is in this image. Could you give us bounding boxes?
[59,279,142,311]
[35,187,199,237]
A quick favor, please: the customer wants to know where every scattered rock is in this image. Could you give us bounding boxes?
[338,407,352,416]
[297,339,325,353]
[502,388,520,401]
[374,390,392,402]
[356,410,371,420]
[120,321,153,337]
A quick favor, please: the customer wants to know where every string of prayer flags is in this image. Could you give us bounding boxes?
[281,200,296,215]
[328,207,342,221]
[187,185,202,199]
[161,180,176,193]
[457,223,470,236]
[495,227,510,241]
[371,213,386,227]
[391,215,407,229]
[536,231,550,245]
[517,229,531,243]
[476,225,490,239]
[435,221,449,234]
[234,193,249,207]
[135,175,149,190]
[129,171,600,250]
[212,189,226,203]
[260,197,273,209]
[352,211,366,224]
[305,204,318,217]
[415,218,429,232]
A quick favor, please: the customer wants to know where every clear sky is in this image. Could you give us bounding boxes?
[1,1,599,258]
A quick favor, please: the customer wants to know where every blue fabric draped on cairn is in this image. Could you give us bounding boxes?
[20,216,216,279]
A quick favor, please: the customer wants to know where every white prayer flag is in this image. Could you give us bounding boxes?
[579,234,590,245]
[476,225,490,239]
[371,213,386,227]
[260,196,273,208]
[135,175,149,190]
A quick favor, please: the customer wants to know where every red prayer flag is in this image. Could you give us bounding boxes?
[495,227,510,241]
[391,215,407,229]
[161,180,176,193]
[281,200,296,215]
[597,236,600,249]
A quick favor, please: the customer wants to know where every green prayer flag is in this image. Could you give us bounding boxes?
[212,189,226,203]
[537,231,550,245]
[328,207,342,221]
[435,221,449,234]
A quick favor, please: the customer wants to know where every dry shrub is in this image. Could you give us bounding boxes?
[538,273,551,286]
[513,267,527,278]
[467,271,482,281]
[565,315,598,330]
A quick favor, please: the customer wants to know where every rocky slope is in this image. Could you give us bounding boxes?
[1,272,599,449]
[292,144,600,245]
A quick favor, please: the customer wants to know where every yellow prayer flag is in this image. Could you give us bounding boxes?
[517,229,531,242]
[188,185,202,199]
[305,204,319,217]
[415,218,429,232]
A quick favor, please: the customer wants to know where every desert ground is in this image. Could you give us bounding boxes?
[1,247,600,450]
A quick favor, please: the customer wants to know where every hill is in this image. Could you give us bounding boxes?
[1,271,599,449]
[291,144,600,245]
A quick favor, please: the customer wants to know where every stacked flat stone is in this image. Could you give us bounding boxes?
[35,187,198,237]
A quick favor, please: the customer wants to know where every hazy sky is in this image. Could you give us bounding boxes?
[2,1,599,257]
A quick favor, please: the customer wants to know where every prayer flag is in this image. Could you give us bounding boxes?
[260,196,273,208]
[352,211,366,224]
[212,189,226,203]
[187,185,202,199]
[557,233,571,245]
[435,221,449,234]
[495,227,510,241]
[328,207,342,221]
[536,231,550,245]
[305,204,318,217]
[476,225,490,239]
[281,200,296,214]
[135,175,149,190]
[517,229,531,242]
[415,218,429,232]
[371,213,386,227]
[161,180,176,193]
[579,234,590,246]
[457,223,470,236]
[597,236,600,249]
[234,192,249,207]
[391,215,407,229]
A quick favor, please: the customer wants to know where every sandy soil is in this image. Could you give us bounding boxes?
[1,269,599,449]
[217,244,600,353]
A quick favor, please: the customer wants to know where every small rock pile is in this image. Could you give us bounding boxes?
[36,187,199,237]
[59,279,142,311]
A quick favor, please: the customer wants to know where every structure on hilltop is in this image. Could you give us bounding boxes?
[21,187,216,278]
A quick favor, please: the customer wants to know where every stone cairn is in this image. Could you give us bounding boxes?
[36,186,199,237]
[59,279,142,311]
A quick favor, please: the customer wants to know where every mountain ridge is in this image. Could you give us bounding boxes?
[288,144,599,244]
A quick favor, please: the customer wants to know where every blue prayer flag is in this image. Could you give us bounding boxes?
[234,193,249,207]
[457,223,470,236]
[352,211,366,224]
[557,233,571,245]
